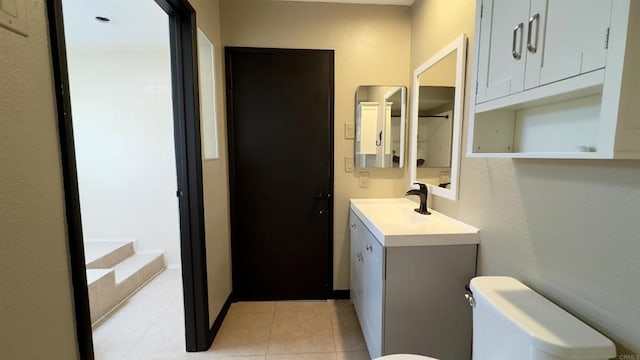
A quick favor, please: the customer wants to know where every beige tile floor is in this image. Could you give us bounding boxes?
[93,269,371,360]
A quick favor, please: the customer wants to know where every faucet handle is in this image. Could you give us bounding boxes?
[413,182,427,190]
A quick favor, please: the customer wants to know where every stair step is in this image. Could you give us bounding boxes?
[113,251,164,282]
[84,239,135,269]
[113,251,165,303]
[87,250,165,327]
[86,269,116,324]
[86,268,114,286]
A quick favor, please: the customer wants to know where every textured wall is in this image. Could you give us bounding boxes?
[0,1,79,359]
[411,0,640,353]
[219,0,412,289]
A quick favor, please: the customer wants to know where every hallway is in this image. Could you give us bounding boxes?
[93,269,371,360]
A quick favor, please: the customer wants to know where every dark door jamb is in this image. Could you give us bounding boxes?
[46,0,211,357]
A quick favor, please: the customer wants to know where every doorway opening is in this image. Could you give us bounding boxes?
[61,0,181,333]
[47,0,215,359]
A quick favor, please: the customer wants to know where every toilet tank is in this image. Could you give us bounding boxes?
[469,277,616,360]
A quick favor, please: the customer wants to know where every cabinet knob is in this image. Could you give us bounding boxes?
[351,223,356,228]
[366,244,373,252]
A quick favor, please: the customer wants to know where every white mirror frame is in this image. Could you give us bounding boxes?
[408,34,467,201]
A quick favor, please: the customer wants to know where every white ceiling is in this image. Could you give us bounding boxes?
[61,0,169,48]
[277,0,415,5]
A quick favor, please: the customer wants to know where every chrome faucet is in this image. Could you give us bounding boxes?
[406,182,430,215]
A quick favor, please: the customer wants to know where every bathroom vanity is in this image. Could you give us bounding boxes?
[349,198,479,359]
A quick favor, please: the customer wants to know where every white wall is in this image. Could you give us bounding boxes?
[411,0,640,354]
[0,1,79,358]
[67,47,181,265]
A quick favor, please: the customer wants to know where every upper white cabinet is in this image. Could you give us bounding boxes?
[476,0,530,102]
[525,0,611,90]
[477,0,612,103]
[469,0,640,159]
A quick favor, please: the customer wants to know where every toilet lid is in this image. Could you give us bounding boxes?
[375,355,438,360]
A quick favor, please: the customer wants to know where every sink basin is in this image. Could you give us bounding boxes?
[379,206,431,225]
[350,198,479,247]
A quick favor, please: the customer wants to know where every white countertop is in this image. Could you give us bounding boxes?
[350,198,480,247]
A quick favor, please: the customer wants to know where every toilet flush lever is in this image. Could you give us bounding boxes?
[465,293,476,308]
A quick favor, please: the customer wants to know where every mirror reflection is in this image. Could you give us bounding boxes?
[408,34,466,201]
[355,86,407,168]
[416,50,457,188]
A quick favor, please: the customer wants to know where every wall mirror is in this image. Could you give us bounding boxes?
[355,86,407,168]
[408,34,466,200]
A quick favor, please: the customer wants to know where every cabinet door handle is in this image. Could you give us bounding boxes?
[512,22,524,60]
[527,13,540,53]
[351,223,356,229]
[366,244,373,252]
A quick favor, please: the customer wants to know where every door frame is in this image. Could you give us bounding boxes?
[46,0,212,357]
[224,47,335,300]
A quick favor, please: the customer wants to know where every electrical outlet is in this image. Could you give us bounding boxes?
[344,123,355,139]
[345,157,354,173]
[359,172,370,188]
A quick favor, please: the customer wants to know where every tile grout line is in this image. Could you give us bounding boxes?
[264,301,278,358]
[119,291,172,358]
[328,304,339,357]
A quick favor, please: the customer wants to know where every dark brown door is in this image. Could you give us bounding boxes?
[226,48,334,300]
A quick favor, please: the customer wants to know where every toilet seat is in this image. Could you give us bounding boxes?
[375,355,438,360]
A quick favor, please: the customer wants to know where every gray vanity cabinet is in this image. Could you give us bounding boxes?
[349,210,477,359]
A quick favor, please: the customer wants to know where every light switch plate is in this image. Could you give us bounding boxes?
[359,171,370,188]
[345,157,354,173]
[344,123,355,139]
[0,0,28,37]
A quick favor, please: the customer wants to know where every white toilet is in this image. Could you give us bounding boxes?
[376,276,616,360]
